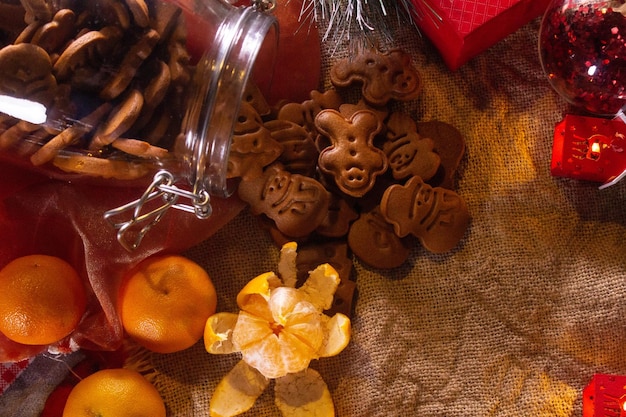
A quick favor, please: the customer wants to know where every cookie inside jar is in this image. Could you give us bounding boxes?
[0,0,277,187]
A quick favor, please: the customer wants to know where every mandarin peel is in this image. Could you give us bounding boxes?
[278,241,298,287]
[204,242,351,417]
[275,368,335,417]
[209,360,270,417]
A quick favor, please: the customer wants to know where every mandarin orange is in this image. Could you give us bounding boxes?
[0,254,86,345]
[62,368,166,417]
[119,254,217,353]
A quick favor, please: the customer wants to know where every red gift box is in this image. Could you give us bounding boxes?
[410,0,552,70]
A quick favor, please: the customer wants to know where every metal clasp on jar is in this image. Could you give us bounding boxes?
[104,171,212,251]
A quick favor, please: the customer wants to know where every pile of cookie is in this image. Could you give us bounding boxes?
[0,0,191,179]
[232,48,470,315]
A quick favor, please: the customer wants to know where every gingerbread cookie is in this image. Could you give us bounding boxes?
[100,28,160,100]
[150,0,182,39]
[417,120,466,189]
[265,119,319,177]
[0,43,56,105]
[21,0,52,24]
[277,89,343,135]
[295,241,353,286]
[126,0,150,28]
[316,193,359,238]
[382,130,441,182]
[330,276,357,317]
[0,3,27,37]
[347,206,411,269]
[130,59,171,133]
[227,102,282,180]
[315,109,388,198]
[53,28,114,82]
[243,80,271,117]
[380,176,469,253]
[30,8,76,54]
[90,89,144,150]
[237,164,331,238]
[330,48,422,106]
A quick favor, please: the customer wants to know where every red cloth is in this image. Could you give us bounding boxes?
[0,358,31,394]
[0,159,244,362]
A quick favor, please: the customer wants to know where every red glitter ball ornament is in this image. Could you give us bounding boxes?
[539,0,626,116]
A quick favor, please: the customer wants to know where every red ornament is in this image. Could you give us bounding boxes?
[583,374,626,417]
[539,2,626,116]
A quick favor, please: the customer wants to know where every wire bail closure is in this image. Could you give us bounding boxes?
[104,171,212,252]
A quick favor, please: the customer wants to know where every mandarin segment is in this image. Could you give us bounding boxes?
[231,311,274,351]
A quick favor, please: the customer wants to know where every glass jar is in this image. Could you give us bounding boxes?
[0,0,278,250]
[538,0,626,117]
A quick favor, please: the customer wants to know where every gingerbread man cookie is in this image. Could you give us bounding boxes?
[330,48,422,106]
[417,120,466,189]
[277,89,343,135]
[315,109,388,198]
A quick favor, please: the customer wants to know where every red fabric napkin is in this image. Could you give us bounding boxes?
[0,158,244,363]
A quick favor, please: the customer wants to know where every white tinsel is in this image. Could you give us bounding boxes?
[300,0,451,51]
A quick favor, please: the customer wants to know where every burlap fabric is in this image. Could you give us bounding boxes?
[132,17,626,417]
